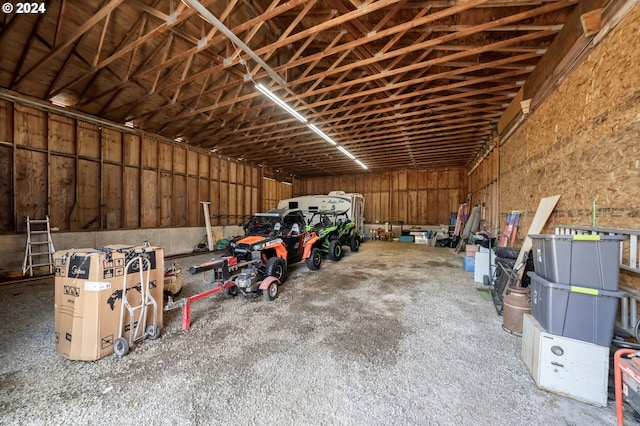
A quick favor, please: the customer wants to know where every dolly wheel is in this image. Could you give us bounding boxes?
[146,324,160,340]
[328,240,343,261]
[263,281,278,301]
[114,337,129,357]
[307,247,322,270]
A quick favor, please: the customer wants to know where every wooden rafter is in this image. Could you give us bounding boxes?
[48,0,196,98]
[10,14,46,88]
[13,0,125,87]
[158,3,567,128]
[0,0,588,176]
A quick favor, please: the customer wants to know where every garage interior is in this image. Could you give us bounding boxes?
[1,0,639,424]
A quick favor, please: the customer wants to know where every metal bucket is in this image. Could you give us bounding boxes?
[502,286,531,335]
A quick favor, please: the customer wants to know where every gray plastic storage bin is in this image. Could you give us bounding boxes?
[529,234,625,291]
[528,271,623,347]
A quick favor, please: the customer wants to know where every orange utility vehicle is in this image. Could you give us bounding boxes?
[226,208,322,294]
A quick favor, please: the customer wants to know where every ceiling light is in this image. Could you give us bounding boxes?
[49,93,77,108]
[355,160,368,170]
[337,146,355,160]
[308,124,337,145]
[255,83,307,123]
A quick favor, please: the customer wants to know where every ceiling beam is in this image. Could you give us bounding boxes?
[13,0,125,87]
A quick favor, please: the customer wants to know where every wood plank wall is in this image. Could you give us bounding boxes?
[468,147,500,234]
[262,178,293,211]
[0,99,261,232]
[293,167,468,225]
[498,7,640,287]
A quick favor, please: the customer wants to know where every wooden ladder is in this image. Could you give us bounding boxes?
[22,216,55,277]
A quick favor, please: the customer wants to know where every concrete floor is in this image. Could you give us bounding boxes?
[0,241,628,425]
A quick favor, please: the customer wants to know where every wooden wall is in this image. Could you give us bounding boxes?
[497,7,640,286]
[500,5,640,236]
[0,100,260,232]
[468,147,500,234]
[294,167,468,225]
[262,178,293,211]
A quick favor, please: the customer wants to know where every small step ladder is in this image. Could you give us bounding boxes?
[22,216,55,277]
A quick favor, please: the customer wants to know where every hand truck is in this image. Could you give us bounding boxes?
[113,254,159,356]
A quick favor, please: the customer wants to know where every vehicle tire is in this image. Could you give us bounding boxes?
[114,337,129,357]
[496,257,517,270]
[263,281,278,301]
[328,240,343,261]
[493,247,519,259]
[226,284,239,297]
[307,247,322,270]
[265,257,286,282]
[146,324,160,340]
[350,234,360,252]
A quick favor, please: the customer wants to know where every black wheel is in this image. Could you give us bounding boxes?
[265,257,286,281]
[493,247,520,259]
[114,337,129,357]
[146,324,160,340]
[350,234,360,252]
[328,240,343,261]
[263,281,278,301]
[496,257,517,270]
[306,247,322,270]
[483,274,491,287]
[226,284,239,297]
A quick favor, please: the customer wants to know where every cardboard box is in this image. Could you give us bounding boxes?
[163,264,183,296]
[465,244,479,257]
[54,245,164,361]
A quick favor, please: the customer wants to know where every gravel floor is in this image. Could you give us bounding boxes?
[0,241,626,425]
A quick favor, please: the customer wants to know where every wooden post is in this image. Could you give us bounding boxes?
[201,201,213,251]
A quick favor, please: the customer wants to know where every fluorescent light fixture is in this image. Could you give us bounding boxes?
[337,146,355,160]
[308,124,337,145]
[51,100,67,107]
[255,83,307,123]
[355,159,368,170]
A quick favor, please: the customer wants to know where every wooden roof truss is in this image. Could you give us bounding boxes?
[0,0,585,177]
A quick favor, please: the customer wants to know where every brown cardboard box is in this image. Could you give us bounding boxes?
[54,245,164,361]
[465,244,479,257]
[163,263,183,296]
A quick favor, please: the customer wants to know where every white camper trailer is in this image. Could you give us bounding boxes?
[277,191,365,238]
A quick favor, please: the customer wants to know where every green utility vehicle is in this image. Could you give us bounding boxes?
[305,210,360,267]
